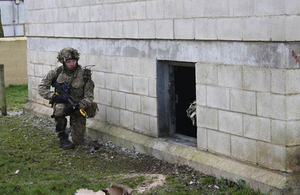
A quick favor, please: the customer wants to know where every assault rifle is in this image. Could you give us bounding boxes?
[51,80,87,117]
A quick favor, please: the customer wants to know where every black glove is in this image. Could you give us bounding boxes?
[63,103,78,115]
[52,94,67,103]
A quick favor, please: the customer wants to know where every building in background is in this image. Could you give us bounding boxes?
[24,0,300,194]
[0,0,25,37]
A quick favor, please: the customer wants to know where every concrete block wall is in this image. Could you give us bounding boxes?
[28,44,158,137]
[0,38,27,86]
[25,1,300,188]
[26,34,300,174]
[93,55,158,136]
[24,0,300,41]
[196,63,300,172]
[27,49,57,106]
[0,1,25,36]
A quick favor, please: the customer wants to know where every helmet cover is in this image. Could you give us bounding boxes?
[57,47,80,63]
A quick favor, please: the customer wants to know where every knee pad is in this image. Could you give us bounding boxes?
[54,116,67,132]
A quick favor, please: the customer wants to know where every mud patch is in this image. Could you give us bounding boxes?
[74,174,164,195]
[107,173,166,194]
[136,174,166,194]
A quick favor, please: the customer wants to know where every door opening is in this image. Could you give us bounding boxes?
[169,64,196,138]
[157,61,197,139]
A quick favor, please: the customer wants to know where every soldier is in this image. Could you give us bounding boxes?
[38,47,94,149]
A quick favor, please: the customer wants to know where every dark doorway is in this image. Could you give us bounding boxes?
[157,61,196,139]
[169,64,196,138]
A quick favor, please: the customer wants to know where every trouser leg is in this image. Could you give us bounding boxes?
[70,111,86,145]
[54,116,67,134]
[53,104,74,149]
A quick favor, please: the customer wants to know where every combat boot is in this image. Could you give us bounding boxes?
[58,133,75,150]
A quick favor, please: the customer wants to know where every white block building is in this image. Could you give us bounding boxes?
[24,0,300,194]
[0,0,25,36]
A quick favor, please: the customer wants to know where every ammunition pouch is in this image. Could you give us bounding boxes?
[86,102,98,118]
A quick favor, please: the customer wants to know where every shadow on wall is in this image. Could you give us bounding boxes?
[0,37,27,86]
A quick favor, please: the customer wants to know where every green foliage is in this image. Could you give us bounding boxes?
[145,172,262,195]
[201,176,215,185]
[117,176,146,189]
[1,85,28,111]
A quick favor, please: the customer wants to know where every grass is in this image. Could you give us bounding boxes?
[0,85,263,194]
[1,85,28,111]
[0,115,140,194]
[0,115,151,194]
[0,117,264,195]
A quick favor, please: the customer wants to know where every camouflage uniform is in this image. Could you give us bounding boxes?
[38,48,94,148]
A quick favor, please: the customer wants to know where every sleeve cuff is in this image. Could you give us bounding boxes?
[79,102,86,110]
[46,92,54,100]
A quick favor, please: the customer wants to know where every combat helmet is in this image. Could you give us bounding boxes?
[57,47,80,63]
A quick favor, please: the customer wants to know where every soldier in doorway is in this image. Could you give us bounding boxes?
[38,47,95,149]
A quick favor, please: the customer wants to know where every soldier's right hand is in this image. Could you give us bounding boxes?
[52,94,68,103]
